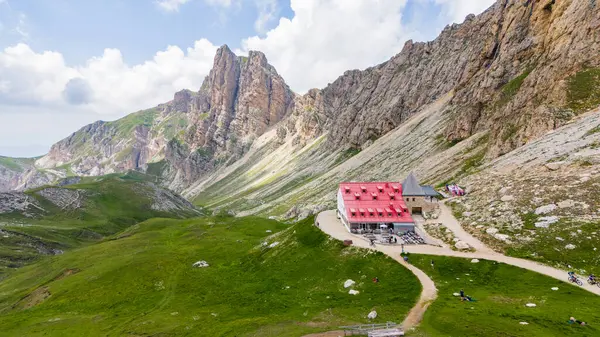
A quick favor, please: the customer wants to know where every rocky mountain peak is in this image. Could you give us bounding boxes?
[166,46,295,187]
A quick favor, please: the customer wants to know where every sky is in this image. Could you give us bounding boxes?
[0,0,496,157]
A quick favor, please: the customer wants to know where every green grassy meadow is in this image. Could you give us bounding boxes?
[0,175,198,275]
[0,217,421,336]
[409,255,600,337]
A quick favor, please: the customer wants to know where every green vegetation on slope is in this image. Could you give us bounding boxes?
[107,108,157,137]
[0,217,421,336]
[436,134,489,188]
[0,175,198,275]
[0,156,35,172]
[498,69,532,106]
[567,68,600,113]
[333,148,361,167]
[410,255,600,337]
[506,219,600,276]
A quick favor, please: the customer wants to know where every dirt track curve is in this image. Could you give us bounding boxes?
[310,209,600,336]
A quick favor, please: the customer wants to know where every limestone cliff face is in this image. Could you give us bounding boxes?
[449,0,600,156]
[314,0,600,156]
[8,0,600,198]
[166,46,295,187]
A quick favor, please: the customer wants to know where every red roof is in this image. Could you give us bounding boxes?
[340,182,414,223]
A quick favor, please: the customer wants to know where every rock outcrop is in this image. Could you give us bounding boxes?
[311,0,600,156]
[5,0,600,206]
[166,46,295,186]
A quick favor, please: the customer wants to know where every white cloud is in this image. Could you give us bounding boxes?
[0,39,218,114]
[0,39,219,156]
[14,13,28,39]
[253,0,278,33]
[240,0,409,93]
[433,0,496,24]
[205,0,233,7]
[156,0,191,12]
[0,0,499,157]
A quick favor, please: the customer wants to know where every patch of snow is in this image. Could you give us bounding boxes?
[520,322,529,325]
[268,242,280,248]
[565,244,576,250]
[367,311,377,320]
[349,289,360,295]
[525,303,537,307]
[453,292,460,296]
[266,230,272,233]
[556,237,564,241]
[471,259,480,263]
[535,204,557,215]
[193,261,209,268]
[344,279,356,288]
[551,287,559,291]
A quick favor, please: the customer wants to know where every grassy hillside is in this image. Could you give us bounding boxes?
[0,156,35,173]
[0,217,421,336]
[410,255,600,337]
[0,173,199,275]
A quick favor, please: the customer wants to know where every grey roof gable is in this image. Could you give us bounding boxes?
[402,172,425,196]
[422,185,441,198]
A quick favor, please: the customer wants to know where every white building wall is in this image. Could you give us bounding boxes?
[336,189,351,231]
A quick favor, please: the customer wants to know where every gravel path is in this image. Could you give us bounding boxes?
[314,209,600,333]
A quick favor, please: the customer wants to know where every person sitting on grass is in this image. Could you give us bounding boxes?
[569,317,586,326]
[459,289,465,301]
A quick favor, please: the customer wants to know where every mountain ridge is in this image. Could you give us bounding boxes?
[1,0,599,216]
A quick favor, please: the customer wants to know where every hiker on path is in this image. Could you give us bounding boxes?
[431,260,435,268]
[401,243,405,254]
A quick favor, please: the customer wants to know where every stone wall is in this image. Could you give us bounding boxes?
[405,196,440,215]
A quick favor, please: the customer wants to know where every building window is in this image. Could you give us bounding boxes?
[406,198,409,202]
[412,198,415,202]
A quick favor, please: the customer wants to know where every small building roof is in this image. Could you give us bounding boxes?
[402,172,425,196]
[338,182,414,224]
[422,185,441,198]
